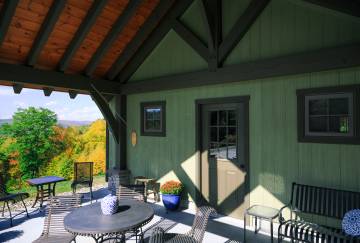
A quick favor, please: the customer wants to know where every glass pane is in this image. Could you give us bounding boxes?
[145,120,155,130]
[218,143,227,159]
[210,127,218,142]
[153,120,161,130]
[309,116,327,132]
[227,144,237,160]
[153,109,161,120]
[228,110,236,126]
[209,143,218,157]
[219,111,227,125]
[228,127,236,143]
[219,127,226,143]
[309,99,327,115]
[329,98,349,115]
[329,116,349,133]
[145,109,154,120]
[210,111,218,126]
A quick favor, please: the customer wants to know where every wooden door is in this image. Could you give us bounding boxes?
[201,102,249,218]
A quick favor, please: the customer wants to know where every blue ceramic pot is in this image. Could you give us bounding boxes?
[162,194,181,211]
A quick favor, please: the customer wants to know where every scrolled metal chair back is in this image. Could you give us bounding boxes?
[187,206,216,242]
[42,195,81,237]
[73,162,93,183]
[149,227,165,243]
[116,184,145,201]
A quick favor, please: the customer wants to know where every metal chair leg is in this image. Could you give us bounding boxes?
[21,197,30,218]
[1,202,5,216]
[6,201,12,226]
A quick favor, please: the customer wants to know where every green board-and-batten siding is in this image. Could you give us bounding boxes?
[111,0,360,225]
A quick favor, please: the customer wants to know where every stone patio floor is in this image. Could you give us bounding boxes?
[0,188,279,243]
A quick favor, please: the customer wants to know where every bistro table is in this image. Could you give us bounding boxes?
[64,200,154,243]
[134,176,160,202]
[244,205,280,243]
[27,176,65,208]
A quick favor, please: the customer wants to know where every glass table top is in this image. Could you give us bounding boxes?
[246,205,280,219]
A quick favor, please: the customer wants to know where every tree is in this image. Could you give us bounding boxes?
[9,107,58,179]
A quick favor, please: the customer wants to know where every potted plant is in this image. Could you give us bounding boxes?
[160,180,183,211]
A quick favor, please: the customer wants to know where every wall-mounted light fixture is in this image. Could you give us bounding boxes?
[131,130,137,147]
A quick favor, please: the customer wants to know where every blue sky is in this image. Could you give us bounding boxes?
[0,85,103,121]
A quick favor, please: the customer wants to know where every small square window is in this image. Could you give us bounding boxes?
[297,86,360,144]
[140,101,166,136]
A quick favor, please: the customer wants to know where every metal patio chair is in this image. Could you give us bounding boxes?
[33,195,81,243]
[0,175,29,226]
[116,183,146,242]
[71,162,93,200]
[116,184,145,201]
[164,206,216,243]
[148,227,165,243]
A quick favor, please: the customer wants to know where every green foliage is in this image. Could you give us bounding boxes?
[7,107,58,179]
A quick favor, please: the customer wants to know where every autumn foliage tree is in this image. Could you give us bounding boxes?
[7,107,58,179]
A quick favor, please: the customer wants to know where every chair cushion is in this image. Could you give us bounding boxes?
[279,220,360,243]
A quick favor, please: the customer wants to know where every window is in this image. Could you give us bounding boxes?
[297,86,360,144]
[140,101,166,136]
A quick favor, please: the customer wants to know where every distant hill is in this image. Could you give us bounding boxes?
[0,119,93,127]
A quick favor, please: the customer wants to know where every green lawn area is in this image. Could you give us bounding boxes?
[9,175,106,198]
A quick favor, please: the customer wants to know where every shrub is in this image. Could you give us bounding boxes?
[160,180,183,195]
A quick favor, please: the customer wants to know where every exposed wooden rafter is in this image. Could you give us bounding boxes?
[120,43,360,94]
[117,0,194,83]
[0,0,19,46]
[43,88,53,96]
[172,20,208,61]
[84,0,142,77]
[199,0,214,54]
[302,0,360,18]
[12,84,23,94]
[106,1,175,80]
[219,0,270,65]
[58,0,108,72]
[27,0,66,66]
[0,63,122,94]
[90,85,119,143]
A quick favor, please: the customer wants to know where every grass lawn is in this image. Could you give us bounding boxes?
[9,175,106,198]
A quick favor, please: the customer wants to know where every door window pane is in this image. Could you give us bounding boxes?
[329,98,348,115]
[219,127,227,143]
[210,127,218,142]
[218,143,227,159]
[309,99,327,115]
[219,111,227,125]
[227,144,237,160]
[228,111,236,126]
[210,111,218,126]
[309,117,327,132]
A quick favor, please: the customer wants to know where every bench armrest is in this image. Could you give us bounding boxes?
[279,203,291,223]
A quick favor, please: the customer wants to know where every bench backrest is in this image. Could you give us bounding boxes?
[290,182,360,219]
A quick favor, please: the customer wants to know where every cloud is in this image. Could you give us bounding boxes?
[57,106,103,121]
[45,101,57,107]
[0,87,14,96]
[13,101,28,108]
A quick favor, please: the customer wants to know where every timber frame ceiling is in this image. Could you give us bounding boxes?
[0,0,179,94]
[0,0,359,97]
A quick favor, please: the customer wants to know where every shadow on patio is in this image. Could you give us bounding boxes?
[0,187,277,243]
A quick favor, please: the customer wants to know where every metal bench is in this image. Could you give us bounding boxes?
[278,182,360,243]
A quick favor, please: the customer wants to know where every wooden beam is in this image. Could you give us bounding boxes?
[68,90,77,99]
[90,86,119,144]
[173,20,209,61]
[302,0,360,18]
[0,63,122,94]
[12,84,23,94]
[58,0,108,72]
[121,43,360,94]
[199,0,214,54]
[0,0,19,46]
[117,0,194,83]
[218,0,270,65]
[84,0,142,77]
[27,0,66,66]
[43,88,53,96]
[106,1,175,80]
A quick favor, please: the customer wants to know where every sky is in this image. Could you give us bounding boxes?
[0,85,103,121]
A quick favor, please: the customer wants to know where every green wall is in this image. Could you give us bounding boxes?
[113,0,360,224]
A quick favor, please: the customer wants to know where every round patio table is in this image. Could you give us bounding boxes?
[64,200,154,243]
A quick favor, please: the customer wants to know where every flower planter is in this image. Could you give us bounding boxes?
[162,194,181,211]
